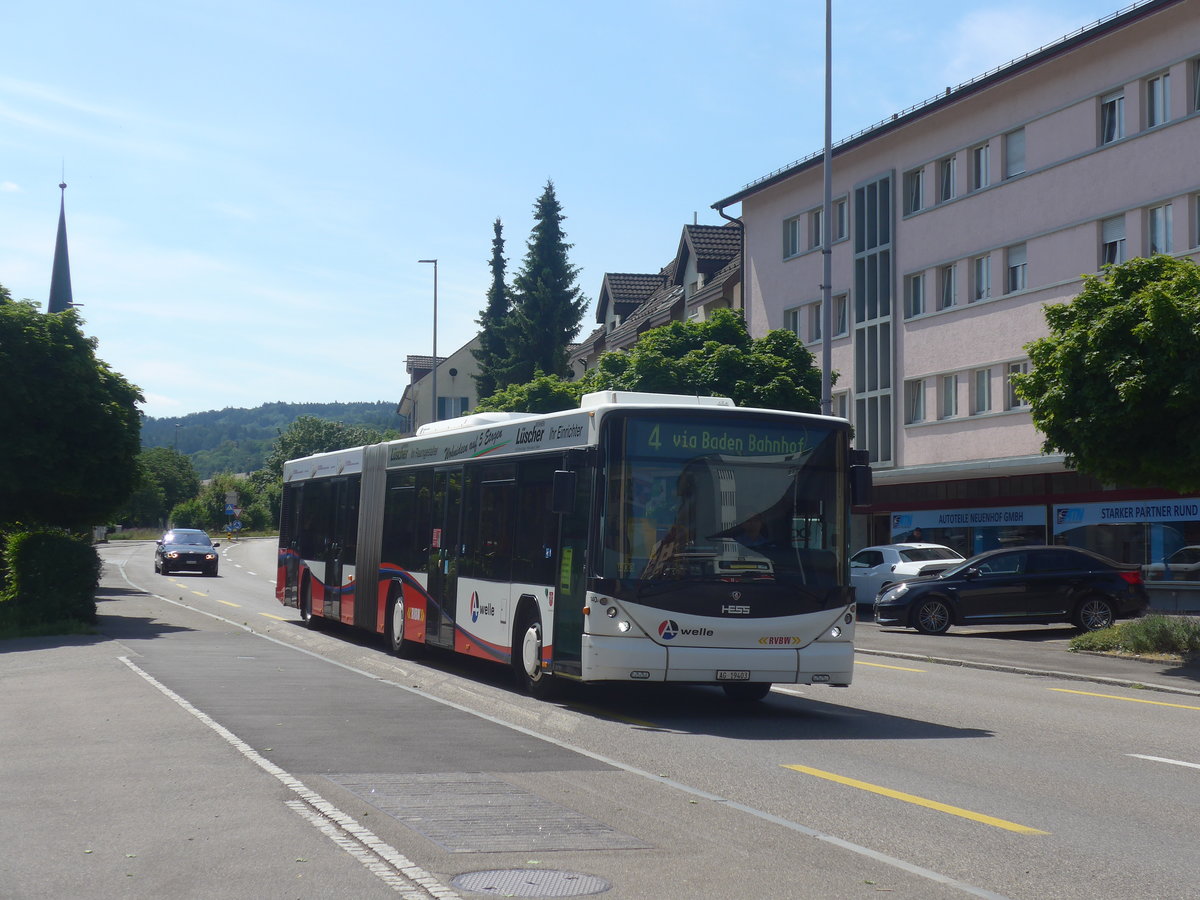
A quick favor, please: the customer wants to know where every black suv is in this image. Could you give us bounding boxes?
[874,546,1147,634]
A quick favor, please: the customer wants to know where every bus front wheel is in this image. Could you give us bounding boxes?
[513,612,558,700]
[299,578,320,630]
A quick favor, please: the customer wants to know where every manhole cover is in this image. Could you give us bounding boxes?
[452,869,611,897]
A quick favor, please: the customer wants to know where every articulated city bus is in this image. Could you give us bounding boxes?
[277,391,871,700]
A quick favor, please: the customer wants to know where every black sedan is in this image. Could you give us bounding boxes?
[874,546,1147,634]
[154,529,220,576]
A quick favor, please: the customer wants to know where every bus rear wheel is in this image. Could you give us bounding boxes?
[513,612,558,700]
[386,585,421,658]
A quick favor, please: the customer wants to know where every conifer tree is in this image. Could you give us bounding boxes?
[496,180,588,387]
[472,218,511,399]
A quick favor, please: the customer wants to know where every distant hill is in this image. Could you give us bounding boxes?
[142,401,402,478]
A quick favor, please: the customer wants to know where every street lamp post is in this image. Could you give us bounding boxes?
[418,259,438,423]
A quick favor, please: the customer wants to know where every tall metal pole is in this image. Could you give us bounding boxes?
[820,0,834,417]
[419,259,438,423]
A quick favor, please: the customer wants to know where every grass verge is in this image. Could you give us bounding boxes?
[1070,614,1200,660]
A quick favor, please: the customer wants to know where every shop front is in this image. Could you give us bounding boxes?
[887,505,1045,557]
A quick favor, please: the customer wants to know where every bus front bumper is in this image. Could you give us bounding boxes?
[581,635,853,686]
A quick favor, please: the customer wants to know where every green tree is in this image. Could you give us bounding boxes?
[1014,254,1200,493]
[474,371,584,414]
[580,308,823,412]
[479,309,825,415]
[262,415,394,480]
[497,181,588,386]
[472,218,512,400]
[0,288,142,528]
[116,447,201,527]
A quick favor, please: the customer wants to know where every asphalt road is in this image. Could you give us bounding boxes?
[2,537,1197,900]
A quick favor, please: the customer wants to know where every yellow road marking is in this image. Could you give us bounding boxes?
[259,613,289,622]
[189,591,207,597]
[782,764,1049,834]
[856,660,925,672]
[217,600,240,608]
[1050,688,1200,711]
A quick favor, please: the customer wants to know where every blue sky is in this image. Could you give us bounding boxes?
[2,0,1130,419]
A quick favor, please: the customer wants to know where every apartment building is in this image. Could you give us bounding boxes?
[712,0,1200,582]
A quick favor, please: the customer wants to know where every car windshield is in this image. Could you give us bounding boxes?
[898,547,961,562]
[167,532,211,546]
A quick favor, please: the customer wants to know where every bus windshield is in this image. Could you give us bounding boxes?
[601,413,846,590]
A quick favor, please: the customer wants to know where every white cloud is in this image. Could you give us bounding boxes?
[1,181,19,192]
[940,7,1085,87]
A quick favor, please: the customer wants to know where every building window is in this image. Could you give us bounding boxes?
[1100,91,1124,144]
[1006,244,1027,293]
[905,379,926,424]
[832,392,849,419]
[833,293,849,337]
[1194,58,1200,112]
[1101,216,1126,266]
[971,255,990,302]
[784,216,801,258]
[970,144,989,191]
[938,264,957,310]
[1149,204,1173,255]
[1003,128,1026,179]
[972,368,992,415]
[1146,72,1170,128]
[783,306,802,338]
[809,208,823,249]
[938,156,956,202]
[940,374,958,419]
[1006,362,1030,410]
[834,198,848,240]
[903,168,924,215]
[905,272,925,318]
[809,301,823,342]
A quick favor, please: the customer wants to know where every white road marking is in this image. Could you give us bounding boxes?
[1128,753,1200,771]
[119,656,459,900]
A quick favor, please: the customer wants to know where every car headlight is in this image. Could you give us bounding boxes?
[883,582,909,600]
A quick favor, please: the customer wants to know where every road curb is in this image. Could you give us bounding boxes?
[856,647,1200,698]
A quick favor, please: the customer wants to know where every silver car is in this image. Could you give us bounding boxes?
[850,543,964,609]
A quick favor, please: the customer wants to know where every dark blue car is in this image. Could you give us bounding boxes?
[874,546,1147,634]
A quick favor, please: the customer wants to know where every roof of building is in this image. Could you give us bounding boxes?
[711,0,1175,209]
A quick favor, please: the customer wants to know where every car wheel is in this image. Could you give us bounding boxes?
[513,610,558,700]
[1074,596,1115,631]
[385,584,421,658]
[913,597,952,635]
[722,682,772,701]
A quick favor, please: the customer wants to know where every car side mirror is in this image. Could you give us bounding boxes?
[964,567,981,580]
[212,542,221,548]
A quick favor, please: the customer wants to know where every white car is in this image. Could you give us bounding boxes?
[850,543,965,609]
[1142,545,1200,581]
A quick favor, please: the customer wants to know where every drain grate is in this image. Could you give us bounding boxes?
[452,869,611,897]
[326,773,649,853]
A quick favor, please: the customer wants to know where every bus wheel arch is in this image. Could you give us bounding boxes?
[512,597,557,699]
[299,574,319,629]
[385,582,421,658]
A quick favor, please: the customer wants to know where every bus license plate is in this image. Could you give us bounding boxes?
[716,670,750,681]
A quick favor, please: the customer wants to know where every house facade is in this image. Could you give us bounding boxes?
[713,0,1200,586]
[396,337,482,435]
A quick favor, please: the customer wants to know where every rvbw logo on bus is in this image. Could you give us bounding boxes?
[658,620,714,640]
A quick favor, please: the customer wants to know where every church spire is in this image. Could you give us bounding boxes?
[47,181,74,314]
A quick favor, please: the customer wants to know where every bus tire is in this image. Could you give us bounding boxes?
[722,682,772,702]
[513,610,558,700]
[299,577,320,630]
[386,584,421,659]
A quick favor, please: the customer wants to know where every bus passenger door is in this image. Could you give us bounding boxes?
[323,476,359,623]
[427,467,463,648]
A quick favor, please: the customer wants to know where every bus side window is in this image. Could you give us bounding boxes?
[513,459,557,586]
